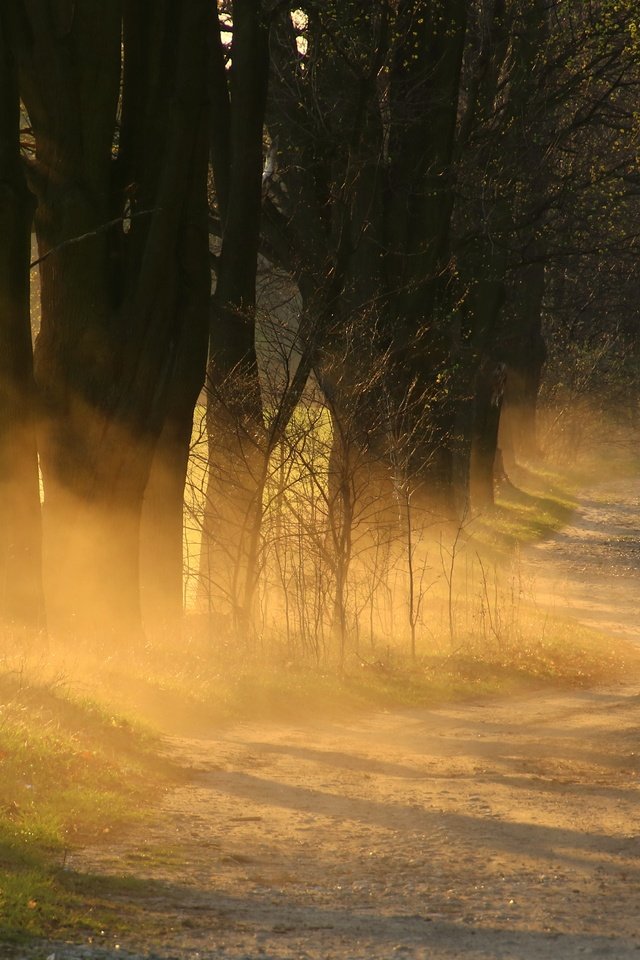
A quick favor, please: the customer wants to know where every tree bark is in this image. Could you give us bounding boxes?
[383,0,468,518]
[470,357,507,509]
[501,261,547,464]
[9,0,210,639]
[200,0,270,633]
[0,15,45,631]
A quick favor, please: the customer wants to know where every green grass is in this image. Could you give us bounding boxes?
[0,670,174,942]
[473,462,579,553]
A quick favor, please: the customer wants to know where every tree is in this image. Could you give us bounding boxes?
[3,0,637,650]
[0,10,44,630]
[503,0,640,461]
[7,1,211,637]
[198,0,271,634]
[262,0,469,522]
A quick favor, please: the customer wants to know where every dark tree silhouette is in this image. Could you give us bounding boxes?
[0,10,44,630]
[6,2,211,637]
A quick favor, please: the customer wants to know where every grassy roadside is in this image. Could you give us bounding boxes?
[86,618,639,732]
[473,462,579,553]
[0,669,175,942]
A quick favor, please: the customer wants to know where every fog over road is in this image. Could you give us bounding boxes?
[10,477,640,960]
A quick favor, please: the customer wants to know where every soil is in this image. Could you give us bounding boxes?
[7,478,640,960]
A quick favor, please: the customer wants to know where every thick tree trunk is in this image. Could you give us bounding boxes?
[42,485,145,637]
[0,17,45,631]
[470,359,507,509]
[199,0,269,633]
[139,427,190,635]
[383,0,468,519]
[10,1,210,639]
[139,105,211,636]
[501,261,547,464]
[467,278,507,509]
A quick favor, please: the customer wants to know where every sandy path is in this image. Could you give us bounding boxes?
[14,478,640,960]
[524,477,640,643]
[55,686,640,960]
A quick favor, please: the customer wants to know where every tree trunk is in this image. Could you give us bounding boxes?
[199,0,269,633]
[10,1,210,639]
[139,421,193,635]
[501,261,547,464]
[383,0,468,518]
[0,16,45,631]
[470,359,507,509]
[42,486,145,637]
[139,105,211,636]
[467,277,507,509]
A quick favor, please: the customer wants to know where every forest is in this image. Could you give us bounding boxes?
[2,2,640,956]
[2,0,639,662]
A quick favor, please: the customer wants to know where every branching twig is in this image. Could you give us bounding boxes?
[29,208,158,270]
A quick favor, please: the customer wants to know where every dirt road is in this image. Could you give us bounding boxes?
[525,477,640,643]
[14,478,640,960]
[51,683,638,960]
